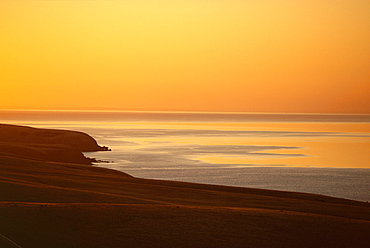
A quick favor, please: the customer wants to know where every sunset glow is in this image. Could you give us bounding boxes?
[1,1,369,113]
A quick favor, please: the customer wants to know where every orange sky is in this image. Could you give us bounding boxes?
[0,1,369,113]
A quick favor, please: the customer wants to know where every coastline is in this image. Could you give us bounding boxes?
[0,123,109,165]
[1,124,369,247]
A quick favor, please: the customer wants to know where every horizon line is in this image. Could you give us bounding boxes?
[0,108,369,116]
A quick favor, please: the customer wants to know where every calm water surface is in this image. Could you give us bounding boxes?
[1,110,369,202]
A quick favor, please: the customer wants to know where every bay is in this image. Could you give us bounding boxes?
[1,110,369,202]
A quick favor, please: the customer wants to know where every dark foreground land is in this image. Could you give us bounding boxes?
[0,124,369,248]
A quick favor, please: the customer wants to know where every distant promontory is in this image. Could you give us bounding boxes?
[0,124,109,164]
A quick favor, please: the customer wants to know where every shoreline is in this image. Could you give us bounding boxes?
[0,123,109,165]
[1,124,369,247]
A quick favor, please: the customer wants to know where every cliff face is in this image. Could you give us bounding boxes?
[0,124,107,164]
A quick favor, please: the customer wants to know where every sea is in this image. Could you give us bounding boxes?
[1,110,369,202]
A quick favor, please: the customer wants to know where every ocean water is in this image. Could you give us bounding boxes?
[1,110,369,202]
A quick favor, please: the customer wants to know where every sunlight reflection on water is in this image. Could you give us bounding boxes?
[2,111,369,201]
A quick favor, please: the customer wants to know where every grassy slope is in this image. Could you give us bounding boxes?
[0,124,106,164]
